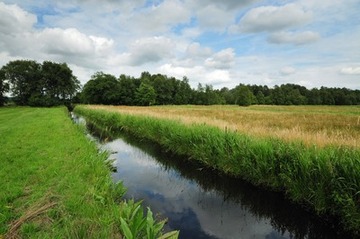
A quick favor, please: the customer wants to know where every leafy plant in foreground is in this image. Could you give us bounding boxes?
[119,200,179,239]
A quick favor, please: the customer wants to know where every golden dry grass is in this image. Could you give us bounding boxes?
[85,105,360,148]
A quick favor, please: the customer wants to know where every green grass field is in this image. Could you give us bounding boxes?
[75,105,360,236]
[0,107,178,238]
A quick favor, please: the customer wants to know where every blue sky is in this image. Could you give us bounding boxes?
[0,0,359,89]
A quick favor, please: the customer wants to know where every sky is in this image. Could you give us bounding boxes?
[0,0,359,90]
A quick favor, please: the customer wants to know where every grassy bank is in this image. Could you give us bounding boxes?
[75,105,360,236]
[0,107,178,238]
[88,104,360,148]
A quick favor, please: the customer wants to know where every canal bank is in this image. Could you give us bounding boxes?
[74,106,359,238]
[0,107,177,239]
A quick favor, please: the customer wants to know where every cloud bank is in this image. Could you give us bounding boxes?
[0,0,359,89]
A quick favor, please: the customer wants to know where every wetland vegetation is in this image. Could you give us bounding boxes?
[75,104,360,236]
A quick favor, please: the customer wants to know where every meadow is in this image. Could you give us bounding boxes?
[0,107,178,239]
[87,104,360,148]
[75,104,360,236]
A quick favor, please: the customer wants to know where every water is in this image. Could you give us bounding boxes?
[72,113,351,239]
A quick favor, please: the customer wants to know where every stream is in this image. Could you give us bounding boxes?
[72,113,351,239]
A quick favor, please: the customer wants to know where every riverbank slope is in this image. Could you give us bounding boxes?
[0,107,177,238]
[74,105,360,236]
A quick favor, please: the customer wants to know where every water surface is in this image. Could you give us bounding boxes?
[105,137,347,239]
[73,114,350,239]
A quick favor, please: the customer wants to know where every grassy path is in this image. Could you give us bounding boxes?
[0,107,177,238]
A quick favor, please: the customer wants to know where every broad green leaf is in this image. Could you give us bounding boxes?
[120,217,133,239]
[158,230,180,239]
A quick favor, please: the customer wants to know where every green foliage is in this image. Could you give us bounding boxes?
[236,85,253,106]
[82,72,121,104]
[135,82,156,106]
[255,91,265,104]
[0,107,177,238]
[118,199,179,239]
[119,74,141,105]
[192,83,225,105]
[2,59,360,107]
[152,74,175,105]
[0,60,79,106]
[75,106,360,236]
[42,61,80,101]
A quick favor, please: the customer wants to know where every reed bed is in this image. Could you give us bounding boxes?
[86,105,360,148]
[75,105,360,235]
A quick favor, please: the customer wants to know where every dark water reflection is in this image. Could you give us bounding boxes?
[106,137,349,239]
[73,114,351,239]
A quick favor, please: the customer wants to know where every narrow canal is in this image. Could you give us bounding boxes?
[73,113,351,239]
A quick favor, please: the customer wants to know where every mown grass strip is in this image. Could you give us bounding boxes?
[0,107,178,238]
[75,105,360,236]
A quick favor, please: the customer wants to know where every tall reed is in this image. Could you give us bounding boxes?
[75,106,360,236]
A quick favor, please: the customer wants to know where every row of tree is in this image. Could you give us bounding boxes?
[80,71,224,106]
[1,60,359,107]
[80,71,360,106]
[0,60,80,107]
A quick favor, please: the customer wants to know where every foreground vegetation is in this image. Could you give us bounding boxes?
[0,107,178,238]
[75,105,360,236]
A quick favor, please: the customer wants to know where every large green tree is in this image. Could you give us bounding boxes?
[82,72,121,104]
[1,60,42,105]
[42,61,80,104]
[236,85,254,106]
[173,77,193,105]
[135,82,156,106]
[118,74,140,105]
[0,60,79,106]
[150,74,174,105]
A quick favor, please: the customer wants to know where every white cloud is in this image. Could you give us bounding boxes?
[131,0,191,34]
[0,2,115,69]
[268,31,320,45]
[39,28,113,57]
[185,0,260,32]
[159,63,232,87]
[340,67,360,75]
[196,5,235,31]
[0,2,36,34]
[205,48,235,69]
[280,66,296,76]
[118,36,175,66]
[187,0,259,11]
[185,42,212,59]
[236,3,312,33]
[1,0,360,90]
[181,27,202,39]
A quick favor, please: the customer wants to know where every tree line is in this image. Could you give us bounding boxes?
[0,60,80,107]
[1,60,359,107]
[80,71,360,106]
